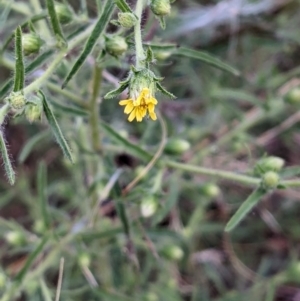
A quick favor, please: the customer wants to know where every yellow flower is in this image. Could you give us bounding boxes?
[119,88,158,122]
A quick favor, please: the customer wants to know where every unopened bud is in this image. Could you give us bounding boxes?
[155,51,172,60]
[78,252,91,268]
[22,33,44,55]
[255,156,285,175]
[140,196,158,218]
[151,0,171,16]
[262,171,279,189]
[161,245,184,261]
[105,36,128,57]
[5,231,25,246]
[9,91,26,110]
[202,183,220,198]
[118,12,137,28]
[55,2,73,24]
[284,87,300,105]
[164,138,190,155]
[25,102,42,123]
[33,220,46,234]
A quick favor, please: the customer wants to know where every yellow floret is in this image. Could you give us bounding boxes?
[119,88,158,122]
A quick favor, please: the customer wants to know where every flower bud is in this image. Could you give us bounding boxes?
[78,252,91,268]
[55,2,73,24]
[161,245,184,261]
[5,231,25,246]
[155,51,172,61]
[33,220,46,234]
[284,87,300,105]
[118,12,137,28]
[25,102,42,123]
[105,36,128,57]
[8,91,26,110]
[150,0,171,16]
[164,138,190,155]
[255,156,285,175]
[202,183,220,198]
[262,171,279,190]
[22,33,43,56]
[140,195,158,218]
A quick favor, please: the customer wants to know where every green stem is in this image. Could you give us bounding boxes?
[165,160,261,187]
[89,65,102,152]
[281,179,300,188]
[24,51,65,95]
[134,0,145,68]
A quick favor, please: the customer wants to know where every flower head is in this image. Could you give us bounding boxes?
[104,67,175,123]
[119,88,157,122]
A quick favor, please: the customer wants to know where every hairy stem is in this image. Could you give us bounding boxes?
[165,160,261,187]
[134,0,145,68]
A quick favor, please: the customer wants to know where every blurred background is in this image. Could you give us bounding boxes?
[1,0,300,300]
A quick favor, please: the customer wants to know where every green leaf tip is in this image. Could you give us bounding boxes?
[0,131,15,185]
[46,0,67,49]
[62,0,115,89]
[13,26,25,92]
[39,90,74,163]
[225,186,266,232]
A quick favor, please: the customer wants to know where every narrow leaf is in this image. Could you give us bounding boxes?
[156,82,176,99]
[13,26,25,92]
[15,236,49,282]
[143,42,178,51]
[46,0,67,48]
[39,90,74,163]
[0,50,54,99]
[62,0,115,88]
[101,122,152,162]
[114,0,134,13]
[225,186,266,232]
[37,162,51,228]
[0,131,15,185]
[280,166,300,178]
[175,47,240,76]
[0,103,10,125]
[104,83,128,99]
[158,16,166,30]
[113,184,130,236]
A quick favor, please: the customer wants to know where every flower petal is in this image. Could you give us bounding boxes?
[149,111,157,120]
[148,97,158,105]
[147,103,155,113]
[119,99,131,106]
[128,108,136,122]
[124,102,134,114]
[136,108,143,122]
